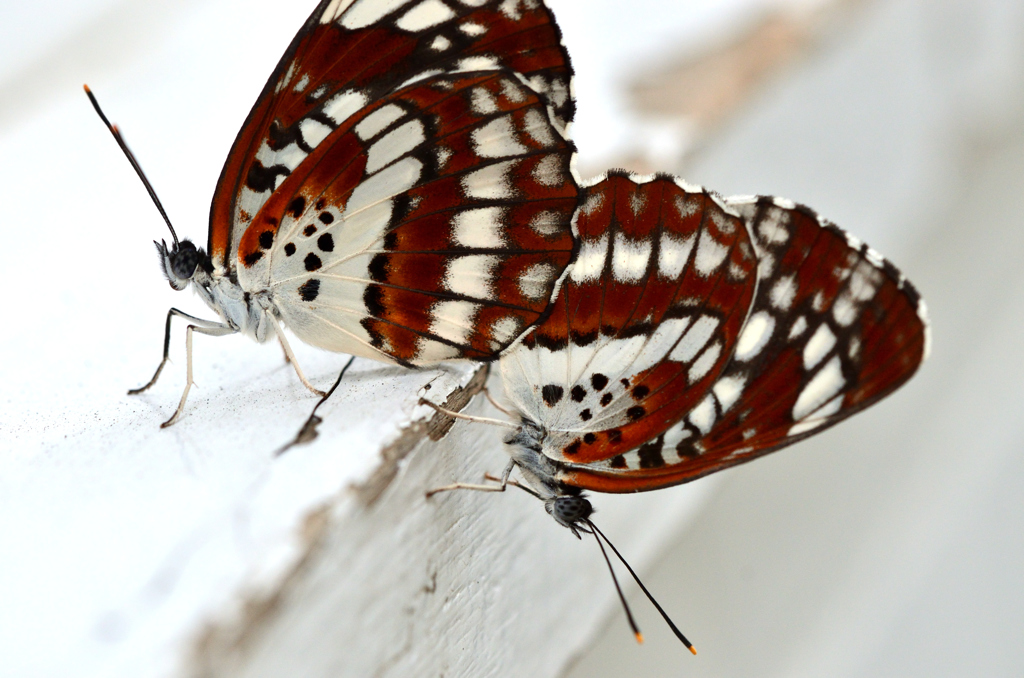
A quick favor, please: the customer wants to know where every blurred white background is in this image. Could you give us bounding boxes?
[1,0,1021,676]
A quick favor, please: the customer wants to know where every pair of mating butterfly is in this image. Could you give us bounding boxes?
[91,0,929,653]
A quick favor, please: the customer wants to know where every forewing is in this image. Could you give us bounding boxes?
[560,196,930,492]
[501,171,758,462]
[236,70,576,364]
[209,0,573,269]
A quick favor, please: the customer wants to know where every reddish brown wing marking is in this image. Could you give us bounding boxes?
[237,70,576,364]
[512,171,758,462]
[210,0,573,269]
[561,197,929,492]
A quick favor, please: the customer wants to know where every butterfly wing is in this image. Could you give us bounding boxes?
[501,171,759,458]
[236,70,576,364]
[540,186,929,493]
[209,0,573,273]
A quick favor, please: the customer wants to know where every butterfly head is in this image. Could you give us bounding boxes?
[157,239,211,291]
[545,493,593,539]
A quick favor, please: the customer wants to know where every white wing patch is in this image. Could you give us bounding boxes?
[395,0,456,31]
[792,355,845,421]
[444,255,499,299]
[669,315,719,363]
[658,232,695,279]
[694,229,729,275]
[734,310,775,361]
[472,116,528,157]
[688,341,723,383]
[340,0,416,29]
[364,119,426,173]
[611,233,652,282]
[803,323,836,370]
[355,104,407,140]
[462,160,517,199]
[569,233,608,283]
[324,90,370,126]
[452,207,506,248]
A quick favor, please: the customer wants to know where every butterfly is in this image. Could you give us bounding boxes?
[426,169,929,648]
[90,0,579,426]
[492,169,929,492]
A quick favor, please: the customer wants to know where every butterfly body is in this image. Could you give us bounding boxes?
[157,238,277,344]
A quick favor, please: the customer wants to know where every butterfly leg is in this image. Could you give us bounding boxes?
[160,321,236,428]
[130,308,227,395]
[275,356,357,457]
[482,387,514,416]
[277,335,292,364]
[425,459,517,498]
[483,473,544,500]
[418,398,518,429]
[269,315,326,397]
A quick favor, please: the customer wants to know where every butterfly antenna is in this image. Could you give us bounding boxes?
[83,84,180,247]
[588,521,645,645]
[587,520,697,655]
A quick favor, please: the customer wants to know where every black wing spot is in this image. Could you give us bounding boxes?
[637,439,665,468]
[564,440,581,456]
[369,254,389,282]
[535,332,569,352]
[620,378,630,388]
[364,285,385,316]
[317,233,334,252]
[600,392,613,407]
[626,406,646,421]
[583,432,596,445]
[243,251,263,266]
[304,225,317,237]
[246,163,289,193]
[304,253,322,271]
[570,385,586,402]
[259,231,274,249]
[590,373,609,391]
[541,384,564,406]
[319,212,335,224]
[676,441,701,459]
[284,243,296,256]
[298,278,320,301]
[631,385,650,400]
[571,330,598,347]
[579,409,592,421]
[607,429,622,443]
[315,198,326,211]
[609,455,627,469]
[288,196,305,218]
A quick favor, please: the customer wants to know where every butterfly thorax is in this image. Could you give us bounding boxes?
[504,415,587,520]
[158,238,276,343]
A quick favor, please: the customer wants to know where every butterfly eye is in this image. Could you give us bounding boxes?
[156,239,202,290]
[170,240,200,280]
[549,495,593,527]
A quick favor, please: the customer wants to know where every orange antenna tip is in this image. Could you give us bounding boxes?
[688,645,697,655]
[83,84,91,93]
[634,632,644,644]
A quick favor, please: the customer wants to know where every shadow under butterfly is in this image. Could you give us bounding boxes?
[87,0,579,427]
[425,170,930,652]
